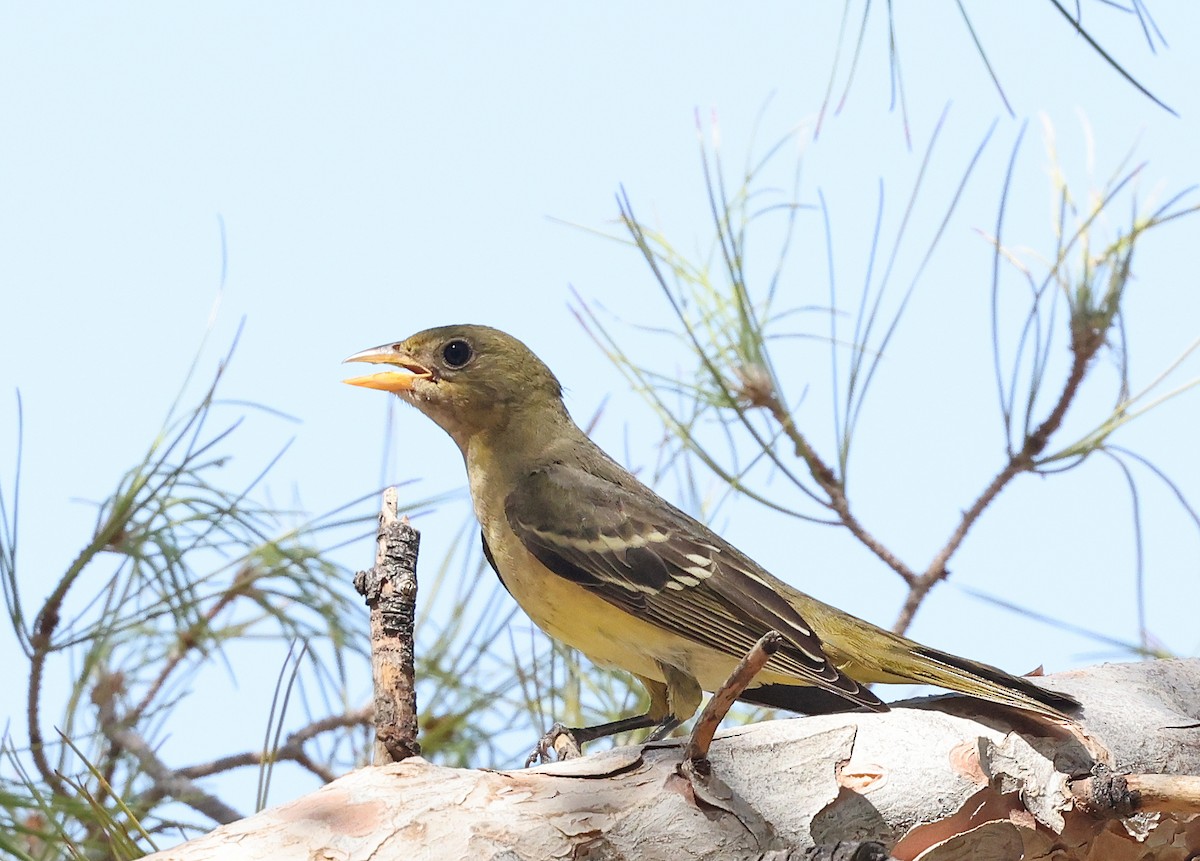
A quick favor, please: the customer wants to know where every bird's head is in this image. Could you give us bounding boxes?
[344,324,565,447]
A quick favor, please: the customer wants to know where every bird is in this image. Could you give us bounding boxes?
[344,324,1078,758]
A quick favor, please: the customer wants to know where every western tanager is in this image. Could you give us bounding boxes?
[345,324,1077,751]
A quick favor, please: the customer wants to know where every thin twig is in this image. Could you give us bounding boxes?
[763,395,918,587]
[129,571,250,722]
[93,691,243,825]
[684,631,783,765]
[28,524,128,797]
[178,707,372,784]
[895,339,1097,634]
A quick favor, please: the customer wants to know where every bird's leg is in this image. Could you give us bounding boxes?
[645,716,681,742]
[525,712,661,766]
[525,674,683,766]
[640,663,699,741]
[527,668,704,765]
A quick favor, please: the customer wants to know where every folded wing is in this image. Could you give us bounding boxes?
[504,462,886,712]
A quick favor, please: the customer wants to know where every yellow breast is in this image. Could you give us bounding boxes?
[464,438,801,695]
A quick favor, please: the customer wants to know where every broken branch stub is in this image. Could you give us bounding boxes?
[353,487,421,765]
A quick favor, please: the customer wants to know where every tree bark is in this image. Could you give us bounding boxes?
[353,487,421,764]
[143,659,1200,861]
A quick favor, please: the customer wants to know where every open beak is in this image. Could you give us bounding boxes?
[343,343,434,393]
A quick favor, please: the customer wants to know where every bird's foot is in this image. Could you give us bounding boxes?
[525,723,583,766]
[645,716,681,743]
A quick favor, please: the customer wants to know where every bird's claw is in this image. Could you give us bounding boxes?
[524,722,583,766]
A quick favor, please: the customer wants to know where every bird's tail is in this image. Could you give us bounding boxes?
[790,593,1081,719]
[901,641,1080,718]
[743,642,1078,718]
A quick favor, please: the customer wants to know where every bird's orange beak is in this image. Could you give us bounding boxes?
[343,344,433,393]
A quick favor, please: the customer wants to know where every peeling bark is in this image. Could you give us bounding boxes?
[144,659,1200,861]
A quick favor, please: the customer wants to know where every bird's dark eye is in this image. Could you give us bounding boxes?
[441,338,473,368]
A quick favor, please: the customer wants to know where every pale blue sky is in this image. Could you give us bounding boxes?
[1,2,1198,819]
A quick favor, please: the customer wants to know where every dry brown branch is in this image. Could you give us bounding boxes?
[1074,768,1200,817]
[763,394,918,588]
[763,309,1106,637]
[175,707,373,784]
[94,688,243,826]
[353,487,421,764]
[893,339,1101,634]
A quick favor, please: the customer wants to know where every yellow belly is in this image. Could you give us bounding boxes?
[465,440,801,703]
[484,520,799,694]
